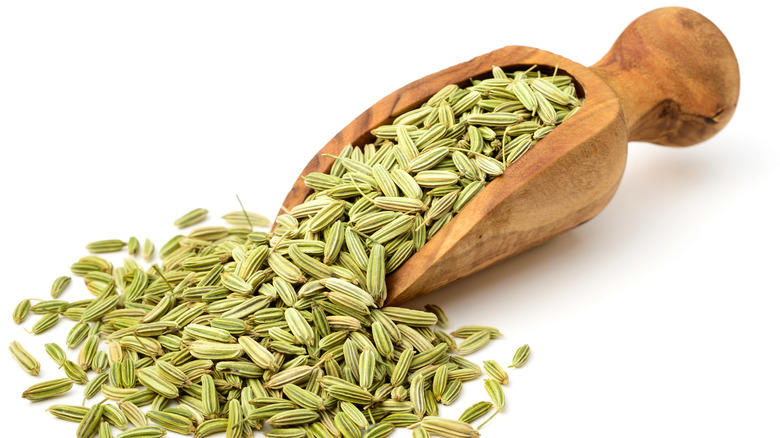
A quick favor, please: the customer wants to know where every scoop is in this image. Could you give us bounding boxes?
[278,7,739,306]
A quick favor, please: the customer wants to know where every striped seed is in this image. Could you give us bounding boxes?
[266,428,307,438]
[288,244,332,279]
[441,380,463,405]
[9,340,40,375]
[189,340,244,361]
[137,367,179,399]
[103,403,129,429]
[12,298,31,324]
[483,360,508,384]
[390,168,423,200]
[115,426,166,438]
[222,210,270,227]
[410,374,425,416]
[63,359,89,384]
[339,401,369,429]
[92,351,109,373]
[451,325,503,339]
[86,239,126,253]
[381,307,438,327]
[83,373,110,401]
[99,422,112,438]
[334,411,362,438]
[118,402,148,428]
[478,379,506,430]
[420,416,480,438]
[146,410,195,435]
[45,342,67,366]
[31,313,60,334]
[412,427,431,438]
[141,239,155,262]
[358,348,376,389]
[47,404,90,423]
[458,401,493,424]
[78,334,100,370]
[51,276,72,298]
[76,402,104,438]
[390,349,414,387]
[433,365,449,400]
[267,409,319,428]
[194,419,228,438]
[509,344,531,368]
[268,252,307,284]
[457,331,491,355]
[307,201,346,233]
[174,208,209,228]
[22,378,74,401]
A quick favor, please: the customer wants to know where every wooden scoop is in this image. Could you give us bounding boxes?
[279,7,739,306]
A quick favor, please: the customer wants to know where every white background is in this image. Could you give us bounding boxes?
[0,1,777,437]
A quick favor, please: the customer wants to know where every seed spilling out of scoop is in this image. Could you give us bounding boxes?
[11,65,564,437]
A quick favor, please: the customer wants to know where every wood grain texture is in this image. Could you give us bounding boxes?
[591,7,740,146]
[278,7,739,306]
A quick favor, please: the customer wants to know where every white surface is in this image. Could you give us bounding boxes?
[0,1,777,437]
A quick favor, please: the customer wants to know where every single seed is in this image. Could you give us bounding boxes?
[381,307,438,327]
[451,326,503,339]
[483,360,509,384]
[45,342,67,366]
[92,351,109,373]
[174,208,209,228]
[284,307,315,347]
[115,426,166,438]
[78,334,100,370]
[118,402,148,428]
[51,276,72,298]
[412,428,431,438]
[103,403,129,430]
[508,344,531,368]
[424,304,449,328]
[364,422,395,438]
[9,340,40,375]
[30,299,68,314]
[188,226,229,241]
[31,313,60,334]
[142,239,155,262]
[194,419,228,438]
[458,401,493,424]
[47,404,90,423]
[358,348,376,389]
[266,428,307,438]
[433,365,449,400]
[137,367,179,399]
[86,239,126,253]
[420,416,480,438]
[478,379,505,429]
[457,331,491,355]
[410,374,425,416]
[64,359,89,384]
[146,410,196,435]
[76,402,104,438]
[441,379,463,405]
[99,422,112,438]
[127,236,140,256]
[222,210,270,227]
[12,298,30,324]
[84,373,110,401]
[22,378,74,401]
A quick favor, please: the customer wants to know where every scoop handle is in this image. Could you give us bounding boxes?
[590,7,739,146]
